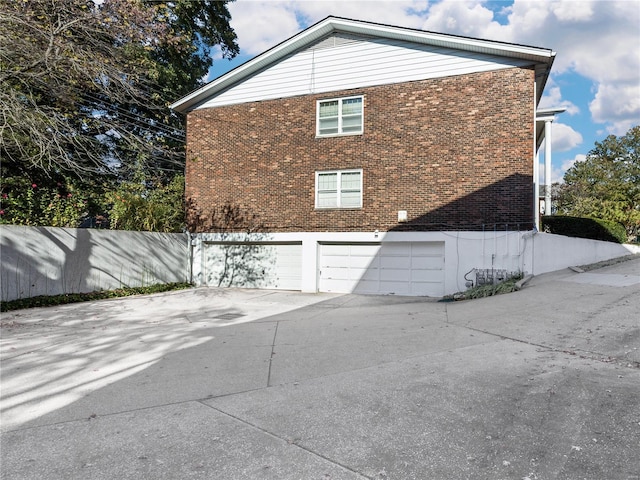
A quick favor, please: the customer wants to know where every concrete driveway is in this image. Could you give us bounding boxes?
[1,258,639,480]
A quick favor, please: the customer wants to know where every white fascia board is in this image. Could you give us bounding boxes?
[536,107,567,120]
[333,18,555,62]
[170,16,556,114]
[170,18,336,113]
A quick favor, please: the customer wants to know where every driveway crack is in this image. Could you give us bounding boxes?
[457,324,640,369]
[198,401,372,479]
[267,321,279,387]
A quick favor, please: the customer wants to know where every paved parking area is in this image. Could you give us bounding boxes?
[1,258,639,479]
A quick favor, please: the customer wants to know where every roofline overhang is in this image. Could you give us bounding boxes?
[536,107,567,120]
[170,16,556,114]
[535,107,567,149]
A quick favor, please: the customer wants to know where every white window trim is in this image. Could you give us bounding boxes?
[316,95,364,137]
[315,169,363,209]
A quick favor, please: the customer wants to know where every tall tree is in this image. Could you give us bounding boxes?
[0,0,238,178]
[557,125,640,241]
[0,0,237,229]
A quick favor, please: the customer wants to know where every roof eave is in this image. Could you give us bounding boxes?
[170,16,556,114]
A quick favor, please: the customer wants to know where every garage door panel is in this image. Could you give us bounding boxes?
[276,247,302,266]
[379,281,411,295]
[358,267,380,281]
[353,280,381,294]
[320,255,345,268]
[321,245,349,256]
[410,243,443,255]
[380,256,411,269]
[349,256,378,269]
[410,282,441,296]
[320,278,350,292]
[319,242,444,297]
[411,270,445,282]
[380,244,409,256]
[380,268,411,282]
[411,256,444,269]
[354,244,381,255]
[204,243,301,290]
[318,266,345,278]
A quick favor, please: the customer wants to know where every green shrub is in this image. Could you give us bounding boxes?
[1,283,191,312]
[107,174,185,233]
[0,177,88,227]
[441,275,523,302]
[542,215,627,244]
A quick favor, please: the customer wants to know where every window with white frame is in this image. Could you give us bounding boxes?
[315,169,362,209]
[317,96,363,136]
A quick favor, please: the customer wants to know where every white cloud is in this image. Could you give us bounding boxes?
[590,81,640,135]
[292,1,428,29]
[539,81,579,115]
[549,122,583,152]
[419,1,503,38]
[504,1,640,133]
[226,0,640,134]
[550,0,594,22]
[408,0,640,133]
[228,1,301,55]
[209,45,224,61]
[229,0,429,55]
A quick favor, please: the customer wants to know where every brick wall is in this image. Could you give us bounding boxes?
[185,67,535,232]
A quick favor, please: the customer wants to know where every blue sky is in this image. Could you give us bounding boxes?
[206,0,640,183]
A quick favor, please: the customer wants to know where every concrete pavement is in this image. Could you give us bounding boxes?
[1,258,639,479]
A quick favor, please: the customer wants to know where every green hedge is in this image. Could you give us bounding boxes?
[542,216,627,244]
[1,282,192,312]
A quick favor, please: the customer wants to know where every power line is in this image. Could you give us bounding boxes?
[79,91,185,139]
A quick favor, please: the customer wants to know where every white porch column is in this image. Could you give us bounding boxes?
[534,150,540,229]
[535,108,565,226]
[544,119,553,216]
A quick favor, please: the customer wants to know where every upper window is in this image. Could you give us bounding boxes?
[317,96,363,136]
[315,169,362,209]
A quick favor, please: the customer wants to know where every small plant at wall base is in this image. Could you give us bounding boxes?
[0,283,192,312]
[441,274,523,302]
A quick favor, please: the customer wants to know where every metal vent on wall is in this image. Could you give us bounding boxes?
[307,32,368,51]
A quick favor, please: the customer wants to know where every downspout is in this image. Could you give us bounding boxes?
[533,80,540,231]
[189,233,195,285]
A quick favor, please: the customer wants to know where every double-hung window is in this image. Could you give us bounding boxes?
[317,96,363,136]
[315,169,362,209]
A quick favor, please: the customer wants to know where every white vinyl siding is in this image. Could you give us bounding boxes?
[317,96,363,136]
[197,35,533,109]
[316,170,362,209]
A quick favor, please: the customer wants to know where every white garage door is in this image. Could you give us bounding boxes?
[319,242,444,297]
[203,242,302,290]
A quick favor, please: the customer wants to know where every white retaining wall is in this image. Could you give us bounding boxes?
[191,230,639,296]
[2,226,637,301]
[1,226,189,301]
[525,232,640,276]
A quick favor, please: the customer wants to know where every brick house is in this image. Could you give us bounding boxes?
[171,16,559,296]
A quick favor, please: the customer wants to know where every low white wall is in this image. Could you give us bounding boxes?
[191,231,639,296]
[524,232,640,276]
[6,227,631,301]
[191,231,528,295]
[1,226,189,301]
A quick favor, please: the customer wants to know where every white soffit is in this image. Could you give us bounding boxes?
[171,16,556,113]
